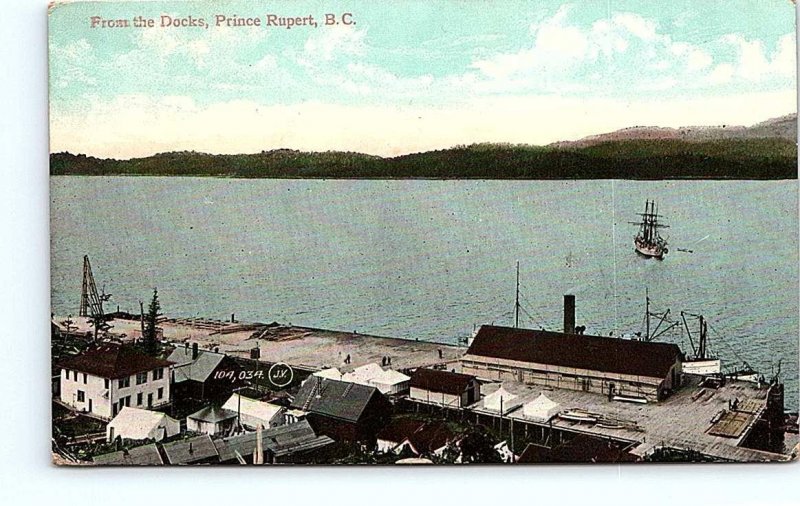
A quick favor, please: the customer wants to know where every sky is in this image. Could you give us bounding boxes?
[49,0,797,158]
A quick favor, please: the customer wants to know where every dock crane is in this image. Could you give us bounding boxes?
[78,255,112,340]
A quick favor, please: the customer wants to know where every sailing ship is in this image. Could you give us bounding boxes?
[631,200,669,259]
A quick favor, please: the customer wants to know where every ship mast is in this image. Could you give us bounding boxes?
[514,261,520,329]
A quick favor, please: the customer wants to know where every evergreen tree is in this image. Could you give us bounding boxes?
[143,288,161,355]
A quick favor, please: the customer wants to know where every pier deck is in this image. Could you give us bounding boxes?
[471,378,791,462]
[62,316,463,372]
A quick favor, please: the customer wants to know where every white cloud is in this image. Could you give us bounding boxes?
[710,33,796,83]
[469,8,720,91]
[50,90,796,159]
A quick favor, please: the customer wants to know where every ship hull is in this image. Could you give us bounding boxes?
[634,242,666,259]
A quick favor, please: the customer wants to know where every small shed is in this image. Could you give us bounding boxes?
[221,393,285,430]
[106,407,180,442]
[522,393,560,421]
[483,386,519,414]
[187,405,238,436]
[409,368,480,408]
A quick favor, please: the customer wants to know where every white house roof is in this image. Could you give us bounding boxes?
[107,407,178,441]
[313,368,343,380]
[221,394,283,425]
[483,386,519,412]
[522,393,561,420]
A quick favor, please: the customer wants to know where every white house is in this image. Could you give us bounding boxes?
[221,393,285,430]
[106,407,180,442]
[59,342,173,419]
[522,393,561,422]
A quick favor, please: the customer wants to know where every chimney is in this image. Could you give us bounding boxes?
[563,294,575,334]
[192,342,199,360]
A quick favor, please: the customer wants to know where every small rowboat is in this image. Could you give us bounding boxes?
[559,410,597,423]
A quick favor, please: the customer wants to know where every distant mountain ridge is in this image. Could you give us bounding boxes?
[51,114,797,180]
[551,114,797,148]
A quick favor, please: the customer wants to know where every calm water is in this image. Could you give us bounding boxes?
[50,177,799,409]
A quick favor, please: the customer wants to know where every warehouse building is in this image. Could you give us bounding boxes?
[462,324,682,402]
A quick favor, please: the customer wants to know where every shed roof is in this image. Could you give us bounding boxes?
[161,434,219,464]
[409,368,476,396]
[58,342,172,379]
[92,444,163,466]
[213,420,334,461]
[167,347,226,383]
[466,325,682,379]
[290,378,382,423]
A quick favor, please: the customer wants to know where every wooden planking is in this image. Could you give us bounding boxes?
[707,410,753,438]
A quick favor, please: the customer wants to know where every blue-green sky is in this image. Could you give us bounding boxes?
[49,0,796,157]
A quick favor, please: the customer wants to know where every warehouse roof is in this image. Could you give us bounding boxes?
[465,325,682,379]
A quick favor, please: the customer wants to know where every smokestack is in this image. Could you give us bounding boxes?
[564,294,575,334]
[192,342,199,360]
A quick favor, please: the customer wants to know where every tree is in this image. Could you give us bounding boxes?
[143,288,162,355]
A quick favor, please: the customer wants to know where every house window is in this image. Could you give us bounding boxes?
[157,387,164,400]
[118,377,130,389]
[76,390,85,402]
[136,372,148,385]
[104,378,109,389]
[153,368,164,381]
[82,373,87,384]
[137,393,143,406]
[73,371,78,381]
[63,369,69,379]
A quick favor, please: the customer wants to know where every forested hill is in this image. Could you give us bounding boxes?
[50,137,797,180]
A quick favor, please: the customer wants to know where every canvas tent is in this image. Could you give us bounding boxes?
[342,363,411,395]
[522,393,560,421]
[313,368,343,380]
[483,386,519,413]
[221,393,285,430]
[106,407,180,442]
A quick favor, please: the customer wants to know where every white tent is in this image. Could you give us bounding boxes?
[483,386,519,413]
[221,393,285,430]
[369,368,411,395]
[313,368,343,380]
[106,407,180,442]
[342,363,383,384]
[522,393,560,421]
[342,363,410,395]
